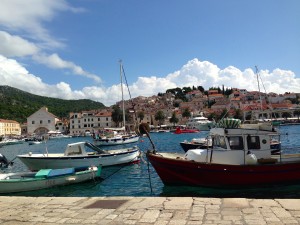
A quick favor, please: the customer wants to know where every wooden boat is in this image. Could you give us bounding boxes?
[0,166,101,194]
[17,141,140,171]
[146,118,300,188]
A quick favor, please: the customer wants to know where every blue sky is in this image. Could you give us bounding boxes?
[0,0,299,106]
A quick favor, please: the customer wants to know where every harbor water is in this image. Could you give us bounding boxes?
[1,125,300,198]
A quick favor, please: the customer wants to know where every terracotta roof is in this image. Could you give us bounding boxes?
[0,119,19,124]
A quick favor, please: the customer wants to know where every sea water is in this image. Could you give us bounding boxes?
[1,125,300,198]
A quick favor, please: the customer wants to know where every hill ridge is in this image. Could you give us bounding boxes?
[0,85,106,123]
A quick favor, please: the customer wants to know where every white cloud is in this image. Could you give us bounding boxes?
[1,55,299,106]
[0,0,83,48]
[33,53,101,83]
[0,1,99,84]
[0,31,40,57]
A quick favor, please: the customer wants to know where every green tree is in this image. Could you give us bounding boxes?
[233,109,243,120]
[217,108,228,121]
[155,110,166,127]
[169,112,179,126]
[137,111,145,122]
[197,86,205,93]
[294,110,300,122]
[207,113,217,121]
[111,105,123,127]
[282,112,291,120]
[182,108,191,118]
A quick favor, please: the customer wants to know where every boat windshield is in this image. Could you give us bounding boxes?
[213,136,227,149]
[85,142,108,154]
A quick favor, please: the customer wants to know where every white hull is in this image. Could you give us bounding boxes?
[191,123,212,131]
[0,168,99,193]
[18,148,140,171]
[93,135,139,146]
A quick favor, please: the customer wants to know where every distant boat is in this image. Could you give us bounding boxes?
[174,127,199,134]
[93,128,139,146]
[28,140,42,145]
[17,141,140,171]
[179,137,212,152]
[0,166,101,194]
[186,112,214,131]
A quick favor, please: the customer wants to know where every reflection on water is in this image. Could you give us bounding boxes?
[0,125,300,197]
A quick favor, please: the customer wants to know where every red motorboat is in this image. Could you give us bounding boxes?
[174,127,199,134]
[147,118,300,188]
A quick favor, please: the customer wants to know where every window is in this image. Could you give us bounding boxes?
[32,121,35,124]
[247,136,260,149]
[213,136,227,149]
[40,120,43,124]
[228,136,244,150]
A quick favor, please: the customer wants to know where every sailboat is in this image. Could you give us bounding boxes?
[93,61,140,146]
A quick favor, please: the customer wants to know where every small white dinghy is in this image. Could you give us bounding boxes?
[0,166,101,194]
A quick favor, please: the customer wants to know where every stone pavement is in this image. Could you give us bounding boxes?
[0,196,299,224]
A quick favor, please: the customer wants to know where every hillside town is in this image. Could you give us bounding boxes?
[0,87,300,138]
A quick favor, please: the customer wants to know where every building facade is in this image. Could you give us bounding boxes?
[0,119,21,136]
[69,110,113,136]
[27,107,59,135]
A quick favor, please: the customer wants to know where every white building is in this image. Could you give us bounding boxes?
[69,110,113,136]
[27,107,59,135]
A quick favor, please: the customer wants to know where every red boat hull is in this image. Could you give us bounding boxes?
[174,128,199,134]
[147,152,300,187]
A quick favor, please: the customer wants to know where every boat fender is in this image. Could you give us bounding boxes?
[245,151,257,165]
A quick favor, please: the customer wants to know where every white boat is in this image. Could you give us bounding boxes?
[146,118,300,187]
[0,166,101,194]
[0,138,23,147]
[93,61,139,146]
[17,141,140,171]
[93,128,139,146]
[186,112,214,131]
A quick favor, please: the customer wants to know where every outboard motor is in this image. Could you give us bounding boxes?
[0,154,12,168]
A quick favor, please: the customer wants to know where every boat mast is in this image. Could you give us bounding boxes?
[255,66,263,118]
[120,60,126,129]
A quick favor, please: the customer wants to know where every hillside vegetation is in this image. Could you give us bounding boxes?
[0,86,106,123]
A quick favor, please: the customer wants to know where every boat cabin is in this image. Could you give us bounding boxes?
[64,142,88,156]
[185,126,279,165]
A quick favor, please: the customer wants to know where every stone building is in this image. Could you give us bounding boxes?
[27,107,59,135]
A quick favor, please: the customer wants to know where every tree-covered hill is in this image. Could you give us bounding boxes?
[0,85,106,123]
